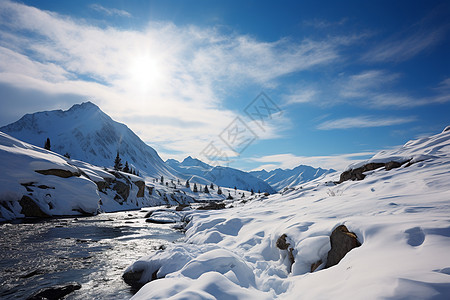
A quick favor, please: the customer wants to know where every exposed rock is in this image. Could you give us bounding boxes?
[310,260,323,272]
[27,282,81,300]
[134,180,145,198]
[19,195,49,218]
[338,160,411,183]
[276,234,295,268]
[35,169,80,178]
[325,225,361,268]
[122,269,144,287]
[145,218,176,224]
[175,204,190,211]
[276,234,290,250]
[113,181,130,201]
[197,202,226,210]
[94,180,109,192]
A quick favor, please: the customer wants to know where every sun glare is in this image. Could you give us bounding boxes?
[128,55,163,93]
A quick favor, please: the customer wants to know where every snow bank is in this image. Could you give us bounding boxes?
[131,128,450,299]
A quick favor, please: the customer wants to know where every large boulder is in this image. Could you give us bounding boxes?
[35,169,80,178]
[134,180,145,198]
[27,282,81,300]
[19,195,49,218]
[325,225,361,268]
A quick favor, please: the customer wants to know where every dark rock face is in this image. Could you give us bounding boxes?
[27,282,81,300]
[122,269,144,287]
[338,160,411,183]
[276,234,295,268]
[310,260,323,272]
[113,181,130,202]
[19,195,49,218]
[134,180,145,198]
[325,225,361,268]
[197,202,226,210]
[145,218,176,224]
[35,169,80,178]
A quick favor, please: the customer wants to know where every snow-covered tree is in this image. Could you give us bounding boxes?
[186,180,190,188]
[204,185,209,193]
[217,187,222,195]
[114,152,122,170]
[123,161,130,173]
[193,183,198,192]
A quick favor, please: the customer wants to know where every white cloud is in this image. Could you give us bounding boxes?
[89,4,131,18]
[317,116,416,130]
[0,0,359,158]
[250,152,375,171]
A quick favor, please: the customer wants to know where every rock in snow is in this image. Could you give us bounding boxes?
[127,127,450,299]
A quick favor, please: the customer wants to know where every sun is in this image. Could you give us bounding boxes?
[128,55,163,93]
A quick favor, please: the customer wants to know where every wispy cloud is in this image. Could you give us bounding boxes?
[317,116,416,130]
[0,0,361,158]
[89,4,131,18]
[250,152,375,171]
[303,18,348,29]
[362,9,448,63]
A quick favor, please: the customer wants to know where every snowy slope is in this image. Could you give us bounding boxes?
[127,127,450,299]
[0,102,173,178]
[250,165,335,191]
[167,156,276,194]
[0,132,200,221]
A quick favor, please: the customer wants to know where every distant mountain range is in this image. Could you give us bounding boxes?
[167,156,276,194]
[250,165,335,191]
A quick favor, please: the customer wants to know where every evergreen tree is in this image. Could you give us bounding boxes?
[217,187,222,195]
[234,186,237,194]
[63,152,71,159]
[251,189,254,195]
[114,152,122,170]
[186,180,190,188]
[242,193,245,198]
[123,161,130,173]
[210,183,214,190]
[44,138,51,150]
[193,183,198,192]
[204,185,209,193]
[160,176,164,184]
[227,193,233,200]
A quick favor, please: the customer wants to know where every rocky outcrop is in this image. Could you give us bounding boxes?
[276,234,295,270]
[338,160,411,183]
[35,169,80,178]
[113,181,130,202]
[19,195,49,218]
[134,180,145,198]
[197,202,226,210]
[325,225,361,268]
[27,282,81,300]
[122,269,144,287]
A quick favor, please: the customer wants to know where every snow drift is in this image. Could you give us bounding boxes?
[127,127,450,299]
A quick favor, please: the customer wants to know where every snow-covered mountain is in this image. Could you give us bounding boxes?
[167,156,276,194]
[0,102,173,178]
[0,131,198,221]
[127,126,450,299]
[250,165,335,191]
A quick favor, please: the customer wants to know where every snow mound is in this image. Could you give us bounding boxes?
[130,128,450,299]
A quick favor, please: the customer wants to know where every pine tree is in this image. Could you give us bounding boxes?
[227,193,233,200]
[251,189,254,195]
[123,161,130,173]
[217,187,222,195]
[210,183,214,190]
[160,176,164,184]
[186,180,190,188]
[193,183,198,192]
[242,193,245,198]
[204,185,209,193]
[44,138,51,150]
[63,152,71,159]
[114,152,122,170]
[234,186,237,194]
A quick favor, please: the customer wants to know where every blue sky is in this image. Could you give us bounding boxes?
[0,0,449,171]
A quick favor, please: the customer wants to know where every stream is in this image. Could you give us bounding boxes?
[0,209,184,299]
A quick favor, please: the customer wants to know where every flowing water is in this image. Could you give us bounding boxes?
[0,209,184,299]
